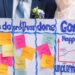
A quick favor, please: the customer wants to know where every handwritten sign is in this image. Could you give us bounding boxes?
[0,33,12,45]
[41,54,54,69]
[0,54,13,66]
[15,57,25,70]
[14,34,26,49]
[0,64,8,75]
[2,44,14,57]
[37,43,51,58]
[21,46,35,60]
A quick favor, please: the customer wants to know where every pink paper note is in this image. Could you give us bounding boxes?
[14,34,26,49]
[0,54,13,66]
[37,43,51,58]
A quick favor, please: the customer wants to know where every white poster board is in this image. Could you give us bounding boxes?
[0,19,75,75]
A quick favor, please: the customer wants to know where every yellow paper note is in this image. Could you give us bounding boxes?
[41,54,54,69]
[0,64,8,75]
[21,46,35,60]
[15,57,25,70]
[2,44,14,57]
[0,33,12,45]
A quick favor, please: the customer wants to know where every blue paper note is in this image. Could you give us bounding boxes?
[15,70,26,75]
[42,34,55,49]
[0,46,2,53]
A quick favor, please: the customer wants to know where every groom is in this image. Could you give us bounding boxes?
[0,0,56,18]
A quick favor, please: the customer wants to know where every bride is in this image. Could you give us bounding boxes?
[55,0,75,19]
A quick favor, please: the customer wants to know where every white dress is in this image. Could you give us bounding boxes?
[54,3,75,19]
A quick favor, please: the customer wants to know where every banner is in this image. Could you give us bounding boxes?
[0,19,75,75]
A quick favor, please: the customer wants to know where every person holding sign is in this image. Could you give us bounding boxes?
[55,0,75,19]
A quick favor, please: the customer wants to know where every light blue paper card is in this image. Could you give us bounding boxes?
[42,34,55,49]
[15,70,26,75]
[0,46,2,53]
